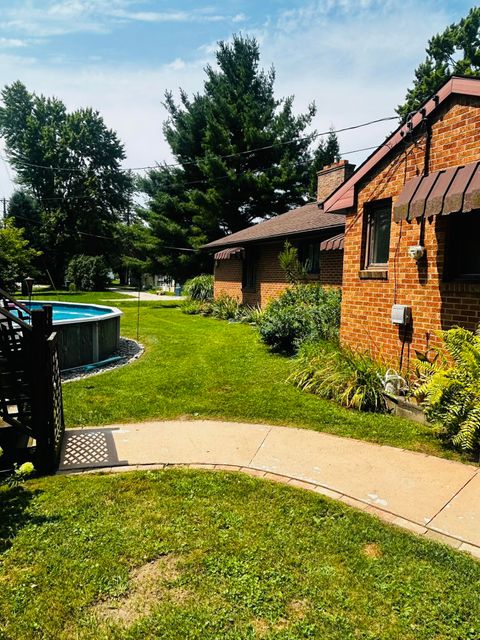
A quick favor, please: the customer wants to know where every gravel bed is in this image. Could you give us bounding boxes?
[61,337,144,383]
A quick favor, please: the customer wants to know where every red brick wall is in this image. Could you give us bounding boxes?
[213,257,243,302]
[317,160,355,203]
[214,241,343,307]
[341,94,480,371]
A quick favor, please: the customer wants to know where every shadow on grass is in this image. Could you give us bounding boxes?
[0,485,52,553]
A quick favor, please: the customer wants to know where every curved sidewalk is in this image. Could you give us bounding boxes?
[59,420,480,557]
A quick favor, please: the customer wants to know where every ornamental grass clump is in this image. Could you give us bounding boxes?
[181,290,263,324]
[209,294,241,320]
[413,326,480,452]
[181,299,209,315]
[290,341,389,412]
[183,274,214,302]
[257,284,341,355]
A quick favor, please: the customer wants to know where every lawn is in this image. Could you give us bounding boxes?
[36,291,452,459]
[1,469,479,639]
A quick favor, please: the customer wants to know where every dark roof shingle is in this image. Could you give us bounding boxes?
[203,202,345,250]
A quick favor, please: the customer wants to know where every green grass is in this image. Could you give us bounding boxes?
[43,292,454,459]
[1,469,479,639]
[27,289,133,302]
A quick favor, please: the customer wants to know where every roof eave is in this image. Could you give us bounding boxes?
[202,224,345,251]
[323,76,480,214]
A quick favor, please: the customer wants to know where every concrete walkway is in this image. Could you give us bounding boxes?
[110,290,184,301]
[59,420,480,557]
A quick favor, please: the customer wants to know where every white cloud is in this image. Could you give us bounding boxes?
[2,1,249,37]
[0,38,28,48]
[109,8,232,24]
[0,0,470,201]
[254,0,453,156]
[232,13,247,23]
[0,53,207,197]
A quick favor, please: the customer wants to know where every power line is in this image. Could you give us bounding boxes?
[0,141,394,207]
[1,115,397,175]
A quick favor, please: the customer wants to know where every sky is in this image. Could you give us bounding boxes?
[0,0,475,198]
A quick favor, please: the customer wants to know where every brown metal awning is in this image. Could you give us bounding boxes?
[214,247,244,260]
[393,160,480,222]
[319,232,344,251]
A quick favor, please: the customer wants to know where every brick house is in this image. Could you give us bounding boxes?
[322,76,480,371]
[203,161,354,307]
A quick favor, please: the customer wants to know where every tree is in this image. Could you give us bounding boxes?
[278,241,307,284]
[0,219,41,293]
[398,7,480,120]
[309,129,340,199]
[138,35,318,280]
[7,190,42,249]
[0,81,133,283]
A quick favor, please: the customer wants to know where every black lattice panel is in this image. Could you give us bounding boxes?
[0,319,32,431]
[47,335,65,462]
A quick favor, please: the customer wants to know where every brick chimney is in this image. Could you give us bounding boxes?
[316,160,355,204]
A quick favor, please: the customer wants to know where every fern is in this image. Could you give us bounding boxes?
[414,327,480,452]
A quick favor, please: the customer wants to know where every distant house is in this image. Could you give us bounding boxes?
[322,76,480,370]
[203,161,354,307]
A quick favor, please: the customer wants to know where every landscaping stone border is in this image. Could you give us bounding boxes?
[62,337,144,383]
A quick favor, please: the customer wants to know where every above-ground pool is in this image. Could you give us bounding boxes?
[21,301,122,371]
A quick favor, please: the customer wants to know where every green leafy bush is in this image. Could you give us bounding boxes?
[183,274,214,301]
[290,341,388,412]
[414,327,480,452]
[0,219,41,293]
[0,446,35,487]
[257,284,341,354]
[181,299,207,315]
[66,255,110,291]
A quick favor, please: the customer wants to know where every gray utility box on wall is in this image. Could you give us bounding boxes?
[391,304,412,325]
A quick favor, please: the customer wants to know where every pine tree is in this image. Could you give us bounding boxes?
[398,7,480,120]
[138,35,318,280]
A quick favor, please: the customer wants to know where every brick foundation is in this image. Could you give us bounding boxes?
[214,241,343,307]
[340,94,480,371]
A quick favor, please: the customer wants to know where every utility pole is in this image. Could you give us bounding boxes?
[0,198,6,222]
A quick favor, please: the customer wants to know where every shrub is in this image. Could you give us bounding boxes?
[0,446,35,487]
[257,284,341,354]
[209,294,241,320]
[181,299,207,315]
[413,327,480,452]
[183,274,214,301]
[290,341,388,412]
[66,255,110,291]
